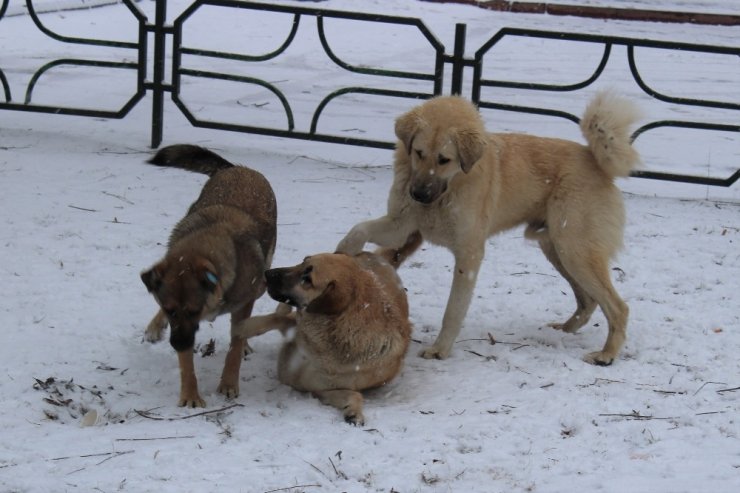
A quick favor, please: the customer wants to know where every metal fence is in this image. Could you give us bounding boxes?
[1,0,738,187]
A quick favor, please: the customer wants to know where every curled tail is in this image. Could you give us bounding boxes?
[580,91,641,178]
[147,144,234,177]
[376,231,423,270]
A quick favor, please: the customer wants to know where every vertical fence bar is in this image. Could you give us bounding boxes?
[450,23,466,95]
[150,0,167,148]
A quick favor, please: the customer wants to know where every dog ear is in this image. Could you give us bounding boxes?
[194,258,219,293]
[395,106,423,155]
[453,128,486,173]
[306,281,351,316]
[141,261,167,293]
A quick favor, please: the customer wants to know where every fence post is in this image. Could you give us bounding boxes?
[450,23,466,95]
[150,0,167,148]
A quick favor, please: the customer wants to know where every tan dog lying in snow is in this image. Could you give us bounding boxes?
[238,234,421,425]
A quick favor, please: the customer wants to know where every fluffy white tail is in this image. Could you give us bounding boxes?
[580,91,641,178]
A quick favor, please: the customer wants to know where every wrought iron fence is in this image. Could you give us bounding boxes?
[1,0,738,187]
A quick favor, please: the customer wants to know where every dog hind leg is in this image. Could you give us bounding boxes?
[558,249,628,366]
[539,236,597,333]
[314,389,365,426]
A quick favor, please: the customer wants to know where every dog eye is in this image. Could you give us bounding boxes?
[415,149,423,159]
[301,266,313,286]
[164,307,176,317]
[438,155,450,165]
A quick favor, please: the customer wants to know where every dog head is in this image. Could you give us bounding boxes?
[141,255,223,351]
[264,254,355,316]
[395,96,487,204]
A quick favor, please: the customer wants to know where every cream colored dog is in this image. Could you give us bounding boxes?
[336,92,640,365]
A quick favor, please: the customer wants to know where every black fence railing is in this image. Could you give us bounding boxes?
[1,0,738,188]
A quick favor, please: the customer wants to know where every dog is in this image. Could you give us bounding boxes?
[236,233,421,425]
[140,144,277,407]
[336,91,640,366]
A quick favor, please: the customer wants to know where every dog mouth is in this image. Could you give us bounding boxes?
[266,286,301,309]
[409,180,447,204]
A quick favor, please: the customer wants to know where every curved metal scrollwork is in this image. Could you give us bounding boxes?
[171,0,444,148]
[627,46,740,111]
[25,0,143,48]
[177,67,295,131]
[0,70,10,102]
[1,1,737,187]
[472,27,740,187]
[25,59,139,108]
[0,0,147,119]
[475,29,613,93]
[316,16,438,83]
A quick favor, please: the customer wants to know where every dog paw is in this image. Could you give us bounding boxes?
[418,345,450,360]
[217,382,240,399]
[243,340,254,356]
[336,228,367,255]
[583,351,615,366]
[275,302,293,316]
[547,322,580,334]
[344,410,365,427]
[143,328,164,343]
[178,395,206,408]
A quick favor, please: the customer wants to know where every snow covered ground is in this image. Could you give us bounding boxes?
[1,1,738,492]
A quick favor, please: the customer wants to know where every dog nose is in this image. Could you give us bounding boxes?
[265,269,280,284]
[410,185,434,204]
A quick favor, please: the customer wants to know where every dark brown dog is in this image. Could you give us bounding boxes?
[141,145,277,407]
[237,234,421,425]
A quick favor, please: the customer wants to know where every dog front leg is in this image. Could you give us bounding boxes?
[420,248,484,360]
[218,302,255,399]
[177,349,205,407]
[337,216,415,255]
[144,309,167,343]
[231,306,297,339]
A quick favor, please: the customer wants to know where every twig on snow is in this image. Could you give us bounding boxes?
[599,411,677,421]
[175,403,244,420]
[68,205,98,212]
[49,450,134,462]
[717,386,740,394]
[102,191,134,205]
[695,411,727,416]
[693,381,727,396]
[134,409,164,421]
[328,456,347,480]
[115,436,195,442]
[134,403,244,421]
[303,459,331,481]
[263,485,321,493]
[464,349,496,361]
[95,450,134,466]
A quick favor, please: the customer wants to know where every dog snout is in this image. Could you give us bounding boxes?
[410,179,446,204]
[169,323,198,352]
[265,268,297,305]
[265,268,282,287]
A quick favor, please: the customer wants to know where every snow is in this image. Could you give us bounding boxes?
[1,0,739,492]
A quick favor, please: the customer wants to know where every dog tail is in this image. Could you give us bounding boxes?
[580,91,641,178]
[376,231,423,269]
[147,144,234,177]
